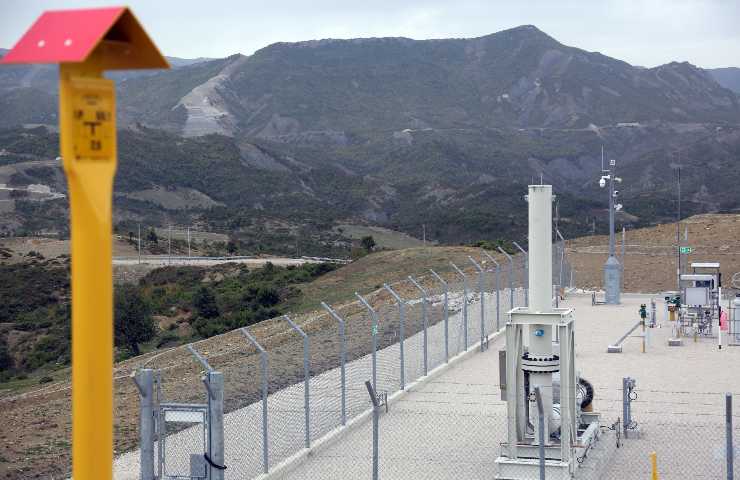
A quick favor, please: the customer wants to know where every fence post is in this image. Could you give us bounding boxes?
[430,269,449,363]
[498,247,515,311]
[356,293,378,391]
[727,393,734,480]
[321,302,347,426]
[450,262,469,350]
[384,284,406,390]
[284,315,310,449]
[365,381,380,480]
[133,368,156,480]
[469,256,486,350]
[206,371,225,480]
[239,328,269,473]
[623,377,636,438]
[513,241,529,307]
[408,276,429,376]
[483,252,501,332]
[534,386,546,480]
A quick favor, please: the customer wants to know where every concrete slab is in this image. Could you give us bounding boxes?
[276,293,740,480]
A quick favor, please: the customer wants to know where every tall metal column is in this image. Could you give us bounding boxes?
[727,393,734,480]
[207,371,225,480]
[133,369,156,480]
[600,158,622,304]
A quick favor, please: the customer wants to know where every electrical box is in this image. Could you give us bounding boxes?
[685,287,709,306]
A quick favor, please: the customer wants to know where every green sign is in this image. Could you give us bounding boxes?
[371,325,378,335]
[680,246,693,254]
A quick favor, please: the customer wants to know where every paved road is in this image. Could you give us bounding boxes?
[112,256,320,267]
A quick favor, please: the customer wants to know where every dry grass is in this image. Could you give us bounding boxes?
[568,213,740,293]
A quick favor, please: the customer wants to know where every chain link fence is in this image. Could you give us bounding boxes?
[114,249,548,479]
[110,239,740,480]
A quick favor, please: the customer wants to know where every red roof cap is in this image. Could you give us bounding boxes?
[0,7,168,70]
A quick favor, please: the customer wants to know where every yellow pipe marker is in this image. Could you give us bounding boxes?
[60,61,117,480]
[0,8,169,479]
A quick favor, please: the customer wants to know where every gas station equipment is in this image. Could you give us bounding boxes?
[679,262,721,338]
[495,185,612,480]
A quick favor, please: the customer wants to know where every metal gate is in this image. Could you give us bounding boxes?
[134,344,225,480]
[158,403,209,479]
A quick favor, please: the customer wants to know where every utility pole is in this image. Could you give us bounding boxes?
[599,154,623,304]
[187,226,191,258]
[676,166,682,292]
[168,225,172,265]
[422,224,426,247]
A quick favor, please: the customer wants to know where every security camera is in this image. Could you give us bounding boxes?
[614,177,623,183]
[613,190,619,197]
[599,178,606,188]
[615,203,623,211]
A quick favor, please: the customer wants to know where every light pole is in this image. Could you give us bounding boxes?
[675,165,681,292]
[599,159,623,304]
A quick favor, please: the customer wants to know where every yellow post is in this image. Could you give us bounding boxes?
[0,8,169,480]
[650,451,659,480]
[60,60,117,480]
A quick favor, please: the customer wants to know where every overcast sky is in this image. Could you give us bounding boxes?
[1,0,738,68]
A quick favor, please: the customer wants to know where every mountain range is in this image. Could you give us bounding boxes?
[1,26,739,253]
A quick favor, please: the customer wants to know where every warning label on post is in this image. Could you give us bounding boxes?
[70,77,115,162]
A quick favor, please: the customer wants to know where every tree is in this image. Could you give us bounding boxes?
[114,285,154,355]
[146,228,158,244]
[360,235,376,253]
[226,240,238,255]
[0,336,13,371]
[193,286,220,319]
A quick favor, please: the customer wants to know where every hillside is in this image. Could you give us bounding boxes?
[710,67,740,94]
[4,27,739,133]
[569,213,740,293]
[1,26,740,250]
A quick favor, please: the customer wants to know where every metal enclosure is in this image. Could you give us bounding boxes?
[679,263,721,337]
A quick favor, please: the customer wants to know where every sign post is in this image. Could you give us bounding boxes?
[1,8,168,480]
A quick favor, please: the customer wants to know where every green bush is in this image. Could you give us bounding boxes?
[114,284,155,355]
